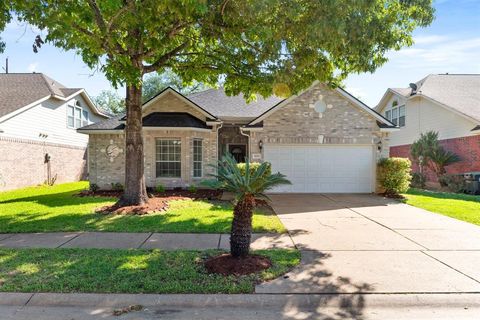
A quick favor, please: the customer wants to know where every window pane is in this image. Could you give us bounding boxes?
[75,119,82,128]
[399,116,405,127]
[399,106,405,117]
[67,106,74,116]
[392,117,398,126]
[392,108,398,119]
[385,110,391,121]
[155,139,181,178]
[75,107,81,119]
[193,139,202,177]
[67,116,74,127]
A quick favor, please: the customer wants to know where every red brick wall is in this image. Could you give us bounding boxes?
[390,135,480,181]
[0,136,87,191]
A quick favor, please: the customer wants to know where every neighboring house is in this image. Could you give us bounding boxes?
[79,82,395,193]
[375,74,480,179]
[0,73,108,191]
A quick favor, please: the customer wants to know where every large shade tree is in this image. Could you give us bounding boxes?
[4,0,434,206]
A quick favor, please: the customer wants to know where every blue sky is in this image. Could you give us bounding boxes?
[1,0,479,107]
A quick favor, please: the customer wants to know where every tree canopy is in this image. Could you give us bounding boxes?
[142,69,208,102]
[7,0,434,98]
[93,89,125,115]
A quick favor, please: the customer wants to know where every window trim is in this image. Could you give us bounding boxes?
[385,103,406,128]
[67,100,89,129]
[155,138,182,178]
[192,138,203,178]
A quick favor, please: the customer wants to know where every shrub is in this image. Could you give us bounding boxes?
[155,183,165,193]
[377,157,412,195]
[438,174,466,193]
[236,162,272,179]
[89,183,99,192]
[410,172,426,188]
[187,184,198,193]
[111,182,124,191]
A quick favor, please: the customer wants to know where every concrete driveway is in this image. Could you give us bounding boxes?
[256,193,480,294]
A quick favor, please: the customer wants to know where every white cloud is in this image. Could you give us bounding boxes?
[413,35,449,45]
[27,62,38,73]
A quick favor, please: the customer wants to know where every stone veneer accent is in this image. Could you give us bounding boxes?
[249,83,389,161]
[0,136,87,191]
[218,126,248,158]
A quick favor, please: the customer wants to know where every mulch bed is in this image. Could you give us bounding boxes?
[379,192,406,200]
[78,189,223,215]
[204,253,272,276]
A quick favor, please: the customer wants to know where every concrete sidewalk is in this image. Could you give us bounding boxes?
[0,232,294,250]
[2,292,480,319]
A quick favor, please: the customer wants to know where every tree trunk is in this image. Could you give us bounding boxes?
[230,195,255,258]
[118,84,149,206]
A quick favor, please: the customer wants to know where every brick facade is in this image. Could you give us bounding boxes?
[390,135,480,181]
[250,83,389,160]
[0,136,87,191]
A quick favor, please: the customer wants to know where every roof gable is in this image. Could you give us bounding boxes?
[0,73,108,120]
[248,81,395,127]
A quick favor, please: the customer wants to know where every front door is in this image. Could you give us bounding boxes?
[228,144,247,163]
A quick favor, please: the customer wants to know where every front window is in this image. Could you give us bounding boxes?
[67,102,85,129]
[156,139,181,178]
[82,110,89,126]
[193,139,202,178]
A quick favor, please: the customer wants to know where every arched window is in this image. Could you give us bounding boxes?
[385,100,405,127]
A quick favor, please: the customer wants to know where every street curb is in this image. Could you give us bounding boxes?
[2,292,480,308]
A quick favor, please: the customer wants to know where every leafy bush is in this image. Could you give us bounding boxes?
[236,162,272,179]
[438,174,466,193]
[377,157,412,195]
[410,172,426,189]
[187,184,198,193]
[89,183,99,192]
[111,182,124,191]
[155,183,165,193]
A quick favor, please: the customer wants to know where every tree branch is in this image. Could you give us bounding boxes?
[143,42,189,74]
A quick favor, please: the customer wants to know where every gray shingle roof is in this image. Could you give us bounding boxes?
[394,74,480,122]
[187,88,283,118]
[0,73,83,118]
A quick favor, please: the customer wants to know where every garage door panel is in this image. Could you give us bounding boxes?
[264,145,374,193]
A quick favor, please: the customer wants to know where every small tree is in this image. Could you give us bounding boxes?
[411,131,460,180]
[204,154,290,257]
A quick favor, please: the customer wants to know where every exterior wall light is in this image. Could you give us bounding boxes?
[377,140,383,152]
[258,140,263,150]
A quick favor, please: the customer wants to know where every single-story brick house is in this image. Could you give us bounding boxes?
[375,74,480,180]
[0,73,108,191]
[78,82,396,193]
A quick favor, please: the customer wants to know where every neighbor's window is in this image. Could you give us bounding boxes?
[193,139,202,178]
[386,103,406,127]
[82,110,89,126]
[67,105,75,128]
[156,139,181,178]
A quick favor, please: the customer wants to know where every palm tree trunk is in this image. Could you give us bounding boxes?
[230,195,255,257]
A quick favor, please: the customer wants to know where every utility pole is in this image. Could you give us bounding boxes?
[2,57,8,73]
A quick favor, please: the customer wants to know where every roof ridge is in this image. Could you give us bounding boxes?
[40,73,68,97]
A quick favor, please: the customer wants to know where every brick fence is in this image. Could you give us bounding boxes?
[0,136,87,191]
[390,135,480,181]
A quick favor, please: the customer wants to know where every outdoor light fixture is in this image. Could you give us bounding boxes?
[258,140,263,150]
[377,140,383,151]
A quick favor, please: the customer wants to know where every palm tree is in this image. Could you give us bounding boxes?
[428,147,461,178]
[204,153,291,258]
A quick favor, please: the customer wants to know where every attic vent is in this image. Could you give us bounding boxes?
[409,83,417,96]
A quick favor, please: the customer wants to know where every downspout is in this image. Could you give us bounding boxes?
[239,127,251,161]
[216,122,223,161]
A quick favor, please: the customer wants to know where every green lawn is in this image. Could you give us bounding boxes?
[0,248,300,293]
[0,182,286,233]
[404,188,480,226]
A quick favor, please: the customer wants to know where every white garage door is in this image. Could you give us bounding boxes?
[264,145,374,193]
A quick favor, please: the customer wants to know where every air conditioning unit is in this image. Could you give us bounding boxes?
[464,172,480,195]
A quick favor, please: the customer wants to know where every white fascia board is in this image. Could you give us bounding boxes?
[77,129,124,134]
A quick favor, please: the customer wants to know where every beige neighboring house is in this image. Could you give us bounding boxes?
[79,82,395,193]
[375,74,480,179]
[0,73,109,191]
